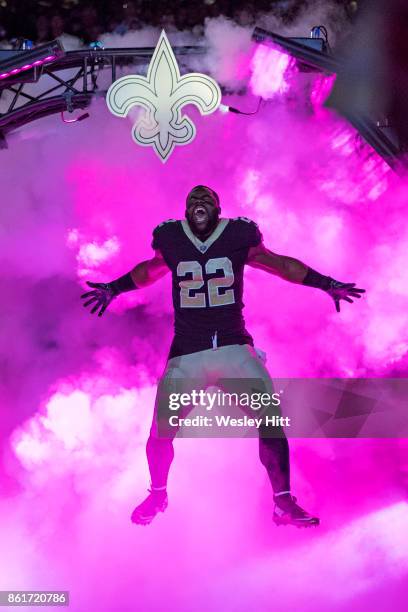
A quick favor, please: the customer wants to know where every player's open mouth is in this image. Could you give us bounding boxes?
[193,205,208,223]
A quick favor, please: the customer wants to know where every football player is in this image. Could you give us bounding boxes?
[81,185,365,528]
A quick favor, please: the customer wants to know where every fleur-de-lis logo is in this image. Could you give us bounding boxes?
[106,30,222,162]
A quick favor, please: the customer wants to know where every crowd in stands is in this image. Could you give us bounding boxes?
[0,0,357,48]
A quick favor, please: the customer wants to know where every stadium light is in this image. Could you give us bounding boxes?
[0,40,65,81]
[251,26,339,74]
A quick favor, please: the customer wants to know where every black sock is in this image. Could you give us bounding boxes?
[258,431,290,493]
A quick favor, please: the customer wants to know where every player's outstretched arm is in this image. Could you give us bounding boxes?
[247,242,365,313]
[81,249,170,317]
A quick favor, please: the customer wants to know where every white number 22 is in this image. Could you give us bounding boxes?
[177,257,235,308]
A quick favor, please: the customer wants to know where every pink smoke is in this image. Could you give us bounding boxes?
[0,9,407,612]
[250,44,296,97]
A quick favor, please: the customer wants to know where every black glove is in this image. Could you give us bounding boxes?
[325,278,365,313]
[81,282,117,317]
[81,272,137,317]
[302,268,365,313]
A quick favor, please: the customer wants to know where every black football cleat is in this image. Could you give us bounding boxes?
[273,493,320,528]
[130,489,168,525]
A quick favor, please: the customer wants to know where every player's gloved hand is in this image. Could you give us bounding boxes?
[325,279,366,313]
[302,268,365,313]
[81,272,137,317]
[81,281,117,317]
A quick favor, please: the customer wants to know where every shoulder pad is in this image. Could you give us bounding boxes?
[231,216,258,226]
[153,219,178,231]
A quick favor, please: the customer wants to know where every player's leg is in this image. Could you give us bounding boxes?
[209,344,291,492]
[212,344,319,528]
[131,435,173,525]
[258,427,291,494]
[131,360,184,525]
[244,347,319,527]
[145,364,183,491]
[131,353,206,525]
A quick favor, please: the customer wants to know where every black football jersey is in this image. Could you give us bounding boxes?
[152,217,262,359]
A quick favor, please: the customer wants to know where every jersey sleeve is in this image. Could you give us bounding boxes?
[151,219,177,252]
[151,225,161,251]
[233,216,263,248]
[247,219,263,248]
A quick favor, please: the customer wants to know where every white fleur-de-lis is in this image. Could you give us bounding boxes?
[106,30,222,162]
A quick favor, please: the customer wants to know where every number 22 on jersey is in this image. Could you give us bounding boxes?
[177,257,235,308]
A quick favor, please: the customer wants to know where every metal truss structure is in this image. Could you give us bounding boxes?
[252,28,404,170]
[0,31,404,170]
[0,45,206,145]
